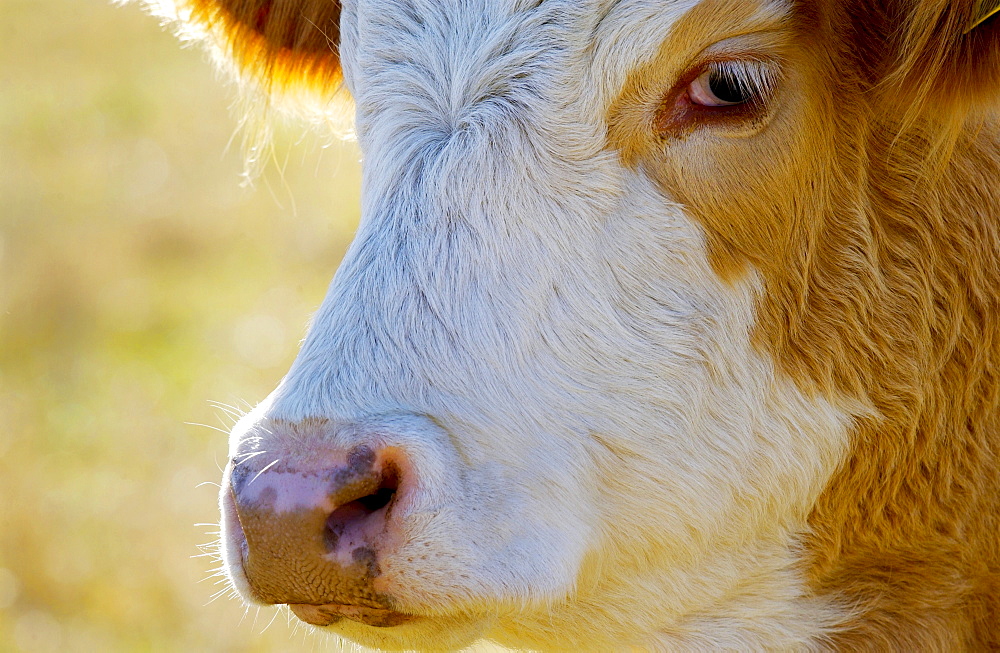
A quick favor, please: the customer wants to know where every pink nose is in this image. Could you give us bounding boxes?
[229,446,408,627]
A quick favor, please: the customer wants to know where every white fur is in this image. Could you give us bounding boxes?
[215,0,858,650]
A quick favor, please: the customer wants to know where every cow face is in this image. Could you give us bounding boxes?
[142,0,1000,648]
[217,1,856,648]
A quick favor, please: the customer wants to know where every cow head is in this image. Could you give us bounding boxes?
[144,0,1000,649]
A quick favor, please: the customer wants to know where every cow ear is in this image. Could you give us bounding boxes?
[150,0,344,98]
[886,0,1000,118]
[969,0,1000,31]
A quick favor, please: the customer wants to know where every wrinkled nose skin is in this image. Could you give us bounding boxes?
[227,445,411,628]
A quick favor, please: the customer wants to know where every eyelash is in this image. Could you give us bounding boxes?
[689,59,778,108]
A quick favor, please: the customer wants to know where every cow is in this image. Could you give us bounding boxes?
[138,0,1000,649]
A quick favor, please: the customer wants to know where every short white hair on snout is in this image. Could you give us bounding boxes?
[140,0,1000,649]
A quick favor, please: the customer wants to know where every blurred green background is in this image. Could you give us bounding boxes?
[0,0,363,649]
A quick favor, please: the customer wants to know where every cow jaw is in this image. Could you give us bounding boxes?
[218,0,857,649]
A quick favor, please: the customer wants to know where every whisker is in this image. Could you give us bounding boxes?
[248,459,281,486]
[207,400,248,423]
[205,586,231,606]
[184,421,231,435]
[260,606,281,634]
[233,450,269,466]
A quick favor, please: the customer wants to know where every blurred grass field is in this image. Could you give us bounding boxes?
[0,0,364,649]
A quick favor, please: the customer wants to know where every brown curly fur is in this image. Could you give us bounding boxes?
[609,0,1000,646]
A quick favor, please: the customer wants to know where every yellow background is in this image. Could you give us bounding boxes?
[0,0,365,649]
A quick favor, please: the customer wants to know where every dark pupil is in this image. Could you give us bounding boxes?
[708,71,750,104]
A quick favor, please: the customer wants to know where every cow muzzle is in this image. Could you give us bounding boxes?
[225,444,413,628]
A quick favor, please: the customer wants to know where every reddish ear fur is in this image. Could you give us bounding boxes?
[184,0,343,94]
[844,0,1000,119]
[894,0,1000,114]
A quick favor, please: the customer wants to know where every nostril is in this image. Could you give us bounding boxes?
[323,466,400,553]
[356,484,397,512]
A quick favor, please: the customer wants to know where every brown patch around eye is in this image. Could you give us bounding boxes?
[606,0,791,167]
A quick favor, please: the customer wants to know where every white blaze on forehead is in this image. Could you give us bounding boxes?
[342,0,774,133]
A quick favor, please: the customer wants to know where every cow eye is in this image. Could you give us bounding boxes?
[687,60,775,108]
